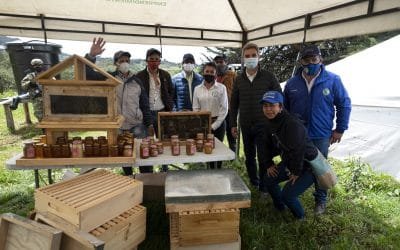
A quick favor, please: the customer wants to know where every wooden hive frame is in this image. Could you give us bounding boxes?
[35,169,143,232]
[35,205,146,250]
[0,213,62,250]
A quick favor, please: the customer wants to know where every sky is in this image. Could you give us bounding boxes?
[12,36,210,64]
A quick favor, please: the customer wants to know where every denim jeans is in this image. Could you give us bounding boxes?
[241,123,267,188]
[311,138,330,205]
[208,120,226,169]
[264,164,315,219]
[121,124,148,175]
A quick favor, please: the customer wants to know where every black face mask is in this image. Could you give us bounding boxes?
[203,74,215,83]
[34,66,43,72]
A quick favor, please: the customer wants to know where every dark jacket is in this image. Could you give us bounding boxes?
[84,54,152,128]
[136,68,174,111]
[284,65,351,139]
[264,110,318,176]
[171,71,203,111]
[230,67,281,127]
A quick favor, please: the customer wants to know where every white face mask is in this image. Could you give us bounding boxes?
[118,62,130,74]
[183,63,195,73]
[244,57,258,70]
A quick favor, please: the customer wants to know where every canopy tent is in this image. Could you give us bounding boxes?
[0,0,399,47]
[327,34,400,180]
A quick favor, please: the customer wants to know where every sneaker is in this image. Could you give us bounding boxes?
[314,203,326,215]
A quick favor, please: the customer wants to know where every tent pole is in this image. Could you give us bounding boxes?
[40,14,47,43]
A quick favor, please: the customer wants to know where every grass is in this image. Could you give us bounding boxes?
[0,92,399,249]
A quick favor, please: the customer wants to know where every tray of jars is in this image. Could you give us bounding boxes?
[15,134,136,166]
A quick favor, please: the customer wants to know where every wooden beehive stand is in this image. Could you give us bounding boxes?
[15,54,134,166]
[33,169,146,249]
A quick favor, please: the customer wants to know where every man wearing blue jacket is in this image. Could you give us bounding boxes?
[284,45,351,215]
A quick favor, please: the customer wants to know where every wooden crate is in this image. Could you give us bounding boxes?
[0,213,62,250]
[35,169,143,232]
[35,205,146,250]
[169,208,240,248]
[157,111,211,142]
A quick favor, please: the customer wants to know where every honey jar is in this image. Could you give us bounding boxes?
[123,144,133,157]
[204,142,213,154]
[150,145,158,157]
[100,144,109,157]
[140,142,150,159]
[85,144,93,157]
[156,142,164,154]
[23,140,35,158]
[35,143,44,158]
[51,144,61,158]
[93,143,100,157]
[186,139,196,155]
[109,145,118,157]
[171,139,180,156]
[61,144,71,158]
[196,133,204,140]
[43,144,51,158]
[196,139,204,152]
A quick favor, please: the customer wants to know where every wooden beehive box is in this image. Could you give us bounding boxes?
[165,170,251,248]
[35,54,125,146]
[35,205,146,250]
[36,54,121,123]
[157,111,211,143]
[35,169,143,232]
[170,208,240,248]
[0,213,62,250]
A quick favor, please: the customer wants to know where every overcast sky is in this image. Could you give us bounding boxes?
[13,36,210,63]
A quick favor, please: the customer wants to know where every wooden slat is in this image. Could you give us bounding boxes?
[166,200,251,213]
[0,213,62,250]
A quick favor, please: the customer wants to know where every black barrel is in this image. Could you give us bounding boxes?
[6,41,62,94]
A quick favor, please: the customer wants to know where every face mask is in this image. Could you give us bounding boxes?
[147,61,160,71]
[216,64,228,76]
[118,62,130,74]
[244,57,258,69]
[303,63,321,76]
[203,74,215,83]
[183,63,195,73]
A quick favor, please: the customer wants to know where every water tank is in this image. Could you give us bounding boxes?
[6,41,62,94]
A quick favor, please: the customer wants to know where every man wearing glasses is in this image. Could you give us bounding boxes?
[283,44,351,215]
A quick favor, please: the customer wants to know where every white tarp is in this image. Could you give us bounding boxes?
[327,35,400,180]
[0,0,399,47]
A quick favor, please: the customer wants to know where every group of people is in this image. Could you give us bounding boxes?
[22,37,351,219]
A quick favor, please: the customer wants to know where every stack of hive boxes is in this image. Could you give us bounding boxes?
[165,169,251,250]
[34,169,145,250]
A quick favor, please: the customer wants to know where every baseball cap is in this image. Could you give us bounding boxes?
[299,45,321,59]
[113,50,131,63]
[182,53,195,63]
[260,91,284,104]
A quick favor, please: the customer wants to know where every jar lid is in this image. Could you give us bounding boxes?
[22,139,35,145]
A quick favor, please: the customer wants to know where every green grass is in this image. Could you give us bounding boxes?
[1,93,399,249]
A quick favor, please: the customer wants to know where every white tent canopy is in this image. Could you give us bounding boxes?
[0,0,399,47]
[327,35,400,180]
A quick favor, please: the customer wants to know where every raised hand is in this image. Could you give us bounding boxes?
[89,37,106,57]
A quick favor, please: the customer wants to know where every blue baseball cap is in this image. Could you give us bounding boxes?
[260,91,284,104]
[300,45,321,59]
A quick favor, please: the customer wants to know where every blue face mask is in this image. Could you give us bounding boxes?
[304,63,321,76]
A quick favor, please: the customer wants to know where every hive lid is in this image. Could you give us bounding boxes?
[165,169,250,205]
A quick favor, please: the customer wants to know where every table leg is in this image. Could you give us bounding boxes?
[34,169,40,188]
[48,169,53,184]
